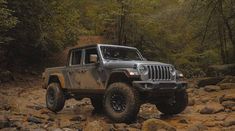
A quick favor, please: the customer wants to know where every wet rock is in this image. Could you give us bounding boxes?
[220,94,235,102]
[27,116,43,124]
[187,123,207,131]
[204,85,221,92]
[220,83,235,90]
[199,102,224,114]
[222,116,235,127]
[221,101,235,109]
[70,115,86,121]
[84,121,104,131]
[142,119,176,131]
[0,116,10,129]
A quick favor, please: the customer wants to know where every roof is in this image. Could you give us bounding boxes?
[70,44,137,50]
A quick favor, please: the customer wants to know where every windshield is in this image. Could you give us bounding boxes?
[100,46,143,61]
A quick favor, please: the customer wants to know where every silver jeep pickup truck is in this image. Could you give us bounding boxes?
[42,44,188,123]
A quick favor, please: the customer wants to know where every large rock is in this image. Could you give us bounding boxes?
[204,85,221,92]
[221,101,235,109]
[199,102,224,114]
[142,119,176,131]
[219,83,235,90]
[187,123,207,131]
[222,116,235,127]
[220,94,235,102]
[197,77,224,87]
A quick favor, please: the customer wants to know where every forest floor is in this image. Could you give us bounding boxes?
[0,74,235,131]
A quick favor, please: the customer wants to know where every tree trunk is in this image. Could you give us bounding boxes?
[217,22,226,64]
[218,0,235,62]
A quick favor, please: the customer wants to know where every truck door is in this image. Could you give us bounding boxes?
[67,49,83,89]
[79,47,104,90]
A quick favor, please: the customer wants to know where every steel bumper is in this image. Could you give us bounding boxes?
[132,81,187,92]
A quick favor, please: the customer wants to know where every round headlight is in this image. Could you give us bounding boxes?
[170,66,176,76]
[138,65,148,75]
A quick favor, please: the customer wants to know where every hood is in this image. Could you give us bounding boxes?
[103,60,172,69]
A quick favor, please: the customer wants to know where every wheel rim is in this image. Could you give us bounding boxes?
[47,88,55,105]
[110,93,126,112]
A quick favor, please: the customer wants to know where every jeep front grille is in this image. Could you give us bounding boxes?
[147,65,173,81]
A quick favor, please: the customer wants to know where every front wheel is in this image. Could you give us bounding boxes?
[103,82,140,123]
[156,90,188,115]
[46,82,65,112]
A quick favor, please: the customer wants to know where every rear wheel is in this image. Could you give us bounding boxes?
[156,90,188,115]
[103,82,140,123]
[46,82,65,112]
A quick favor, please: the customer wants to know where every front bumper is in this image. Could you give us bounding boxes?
[132,81,187,92]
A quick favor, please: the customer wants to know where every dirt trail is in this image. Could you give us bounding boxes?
[0,76,235,131]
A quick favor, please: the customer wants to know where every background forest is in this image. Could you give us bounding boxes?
[0,0,235,77]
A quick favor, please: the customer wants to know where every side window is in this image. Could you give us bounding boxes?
[71,50,82,65]
[85,48,98,64]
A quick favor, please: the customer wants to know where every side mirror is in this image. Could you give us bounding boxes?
[90,54,98,63]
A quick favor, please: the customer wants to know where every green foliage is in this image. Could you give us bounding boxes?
[5,0,82,66]
[0,0,234,76]
[78,0,235,77]
[0,0,17,44]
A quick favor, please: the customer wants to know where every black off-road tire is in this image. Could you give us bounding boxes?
[156,90,188,115]
[91,97,103,113]
[46,82,65,112]
[103,82,140,123]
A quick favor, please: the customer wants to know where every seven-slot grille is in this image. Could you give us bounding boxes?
[146,65,173,81]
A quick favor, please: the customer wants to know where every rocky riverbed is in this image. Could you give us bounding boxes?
[0,75,235,131]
